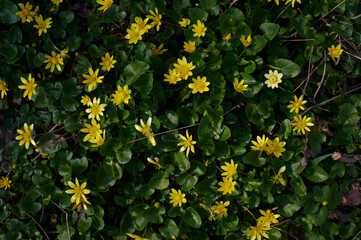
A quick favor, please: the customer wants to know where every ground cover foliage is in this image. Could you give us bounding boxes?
[0,0,361,239]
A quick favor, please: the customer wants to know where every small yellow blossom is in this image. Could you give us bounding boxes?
[151,44,168,55]
[211,201,230,219]
[80,119,103,142]
[44,51,64,72]
[111,85,132,105]
[99,53,116,71]
[240,35,252,47]
[0,79,9,99]
[266,137,286,158]
[328,44,343,59]
[233,78,248,94]
[284,0,301,8]
[291,115,314,135]
[65,178,91,206]
[89,130,106,147]
[251,135,269,151]
[272,166,286,186]
[164,69,182,84]
[146,8,162,31]
[18,73,37,100]
[16,2,38,23]
[183,41,196,53]
[217,177,236,195]
[287,95,307,114]
[134,17,152,33]
[60,47,70,59]
[85,97,107,121]
[221,159,238,178]
[169,188,187,207]
[192,20,207,38]
[82,68,104,91]
[178,18,191,28]
[223,33,232,41]
[33,15,52,36]
[147,157,162,170]
[173,57,196,80]
[268,0,280,5]
[125,24,145,45]
[264,70,283,89]
[177,130,196,157]
[134,117,156,146]
[15,123,36,149]
[0,177,11,190]
[188,76,210,94]
[246,221,271,240]
[96,0,113,12]
[81,95,91,106]
[34,146,48,158]
[51,0,63,5]
[258,209,281,226]
[127,233,149,240]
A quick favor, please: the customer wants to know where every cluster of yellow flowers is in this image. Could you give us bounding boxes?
[268,0,301,8]
[247,209,281,240]
[286,95,314,135]
[251,135,286,158]
[65,178,91,213]
[217,159,238,195]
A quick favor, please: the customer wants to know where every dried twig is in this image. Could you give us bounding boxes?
[51,200,71,240]
[25,213,51,240]
[316,0,347,22]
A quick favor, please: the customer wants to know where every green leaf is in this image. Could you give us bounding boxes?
[177,173,198,191]
[124,61,149,85]
[132,73,153,95]
[188,8,208,22]
[304,233,326,240]
[278,119,291,140]
[243,150,266,167]
[159,219,179,239]
[0,43,17,60]
[61,97,79,112]
[260,23,279,40]
[304,166,329,183]
[290,176,307,196]
[195,177,217,194]
[144,207,163,224]
[252,35,267,54]
[62,78,82,97]
[307,207,328,226]
[183,207,202,228]
[74,56,91,76]
[115,148,132,164]
[0,0,19,24]
[290,16,309,38]
[66,35,81,51]
[59,11,74,24]
[38,133,61,154]
[71,157,88,175]
[7,25,22,43]
[96,165,116,190]
[119,213,134,234]
[34,87,49,108]
[77,217,92,233]
[103,6,126,23]
[273,59,301,79]
[18,195,42,215]
[308,132,326,151]
[177,106,198,125]
[149,172,169,190]
[173,151,190,172]
[338,103,359,125]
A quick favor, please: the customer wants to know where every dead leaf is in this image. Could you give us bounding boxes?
[332,152,361,164]
[342,183,361,206]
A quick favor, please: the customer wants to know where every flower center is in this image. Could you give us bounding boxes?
[268,75,278,84]
[195,81,205,90]
[38,22,47,30]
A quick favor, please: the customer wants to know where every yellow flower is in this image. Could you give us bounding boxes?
[51,0,63,5]
[18,73,37,100]
[188,76,210,94]
[147,157,162,170]
[287,95,307,114]
[72,198,89,214]
[16,2,38,23]
[183,41,196,53]
[173,57,196,80]
[127,233,149,240]
[268,0,280,5]
[60,47,70,59]
[177,130,196,157]
[233,78,248,94]
[240,35,252,47]
[291,115,314,135]
[99,53,116,71]
[246,221,271,240]
[81,95,91,106]
[89,130,106,147]
[328,44,343,59]
[134,117,156,146]
[217,177,236,195]
[221,159,238,178]
[0,79,9,99]
[111,85,132,105]
[178,18,191,28]
[192,20,207,38]
[146,8,162,31]
[44,51,64,72]
[82,68,104,91]
[0,177,11,190]
[164,69,182,84]
[266,137,286,158]
[251,135,269,151]
[264,70,283,89]
[169,188,187,207]
[80,118,103,142]
[151,44,168,55]
[34,146,48,158]
[272,166,286,186]
[65,178,91,206]
[223,33,232,41]
[125,24,145,45]
[284,0,301,8]
[96,0,113,12]
[134,17,152,33]
[211,201,230,219]
[15,123,36,149]
[258,209,281,226]
[85,97,107,121]
[33,15,52,36]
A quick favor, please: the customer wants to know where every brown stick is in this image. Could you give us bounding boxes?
[25,213,51,240]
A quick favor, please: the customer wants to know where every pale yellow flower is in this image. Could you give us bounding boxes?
[264,70,283,89]
[183,41,196,53]
[85,97,107,121]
